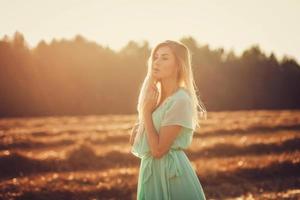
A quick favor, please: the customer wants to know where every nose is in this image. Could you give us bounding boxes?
[154,59,161,67]
[153,62,160,69]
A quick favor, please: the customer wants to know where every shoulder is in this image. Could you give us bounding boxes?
[172,88,191,103]
[166,88,192,110]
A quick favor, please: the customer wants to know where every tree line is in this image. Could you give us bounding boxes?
[0,31,299,118]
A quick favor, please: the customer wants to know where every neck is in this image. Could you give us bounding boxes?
[160,78,179,100]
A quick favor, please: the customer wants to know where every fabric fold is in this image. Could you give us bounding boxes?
[141,149,183,184]
[167,149,183,179]
[141,153,153,184]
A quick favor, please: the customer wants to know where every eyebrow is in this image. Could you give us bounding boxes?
[154,53,169,56]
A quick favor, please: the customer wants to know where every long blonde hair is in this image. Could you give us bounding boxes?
[135,40,207,140]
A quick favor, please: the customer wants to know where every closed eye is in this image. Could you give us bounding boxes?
[154,57,168,60]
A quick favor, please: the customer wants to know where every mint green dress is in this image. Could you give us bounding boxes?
[131,88,206,200]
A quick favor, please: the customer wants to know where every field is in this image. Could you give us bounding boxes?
[0,110,299,200]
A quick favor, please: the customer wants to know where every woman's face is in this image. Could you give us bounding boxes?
[152,46,178,82]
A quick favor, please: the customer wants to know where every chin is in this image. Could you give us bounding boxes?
[155,76,162,81]
[153,74,160,79]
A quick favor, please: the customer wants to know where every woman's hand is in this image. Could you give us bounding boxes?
[143,83,159,116]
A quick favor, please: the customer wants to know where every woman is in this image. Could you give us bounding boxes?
[130,40,207,200]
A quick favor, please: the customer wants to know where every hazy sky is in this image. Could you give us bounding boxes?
[1,0,299,62]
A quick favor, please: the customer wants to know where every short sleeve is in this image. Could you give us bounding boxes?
[161,97,195,131]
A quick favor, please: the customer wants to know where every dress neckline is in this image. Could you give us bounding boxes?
[153,87,184,113]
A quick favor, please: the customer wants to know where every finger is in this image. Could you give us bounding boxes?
[150,87,156,94]
[148,86,153,93]
[152,92,157,99]
[152,85,158,94]
[151,85,155,91]
[153,94,157,101]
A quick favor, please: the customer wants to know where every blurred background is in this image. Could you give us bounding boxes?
[0,0,299,199]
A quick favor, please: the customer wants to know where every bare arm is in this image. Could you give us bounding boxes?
[144,113,182,159]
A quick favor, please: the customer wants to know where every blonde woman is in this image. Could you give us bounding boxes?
[130,40,207,200]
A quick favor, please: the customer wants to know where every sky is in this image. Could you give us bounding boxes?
[1,0,299,62]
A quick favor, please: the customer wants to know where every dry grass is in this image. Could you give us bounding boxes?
[0,110,299,199]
